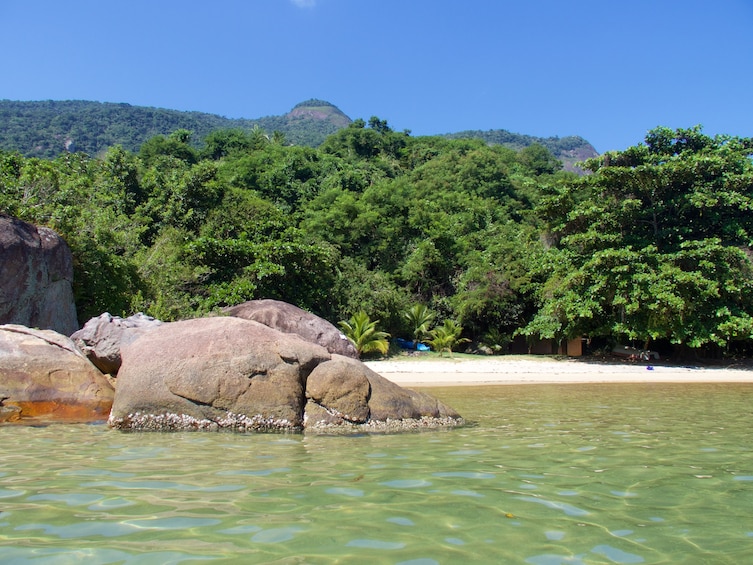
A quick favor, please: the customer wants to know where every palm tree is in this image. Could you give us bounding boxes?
[338,311,390,358]
[426,319,470,358]
[404,304,435,349]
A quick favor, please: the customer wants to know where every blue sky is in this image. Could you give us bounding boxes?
[1,0,751,153]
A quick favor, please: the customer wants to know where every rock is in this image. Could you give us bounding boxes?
[108,316,463,432]
[0,214,79,335]
[224,299,358,358]
[71,312,163,375]
[304,355,462,431]
[109,316,332,431]
[0,324,115,422]
[304,355,371,425]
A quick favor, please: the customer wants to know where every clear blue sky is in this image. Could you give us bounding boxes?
[1,0,751,153]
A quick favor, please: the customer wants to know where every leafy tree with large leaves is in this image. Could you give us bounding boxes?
[524,126,753,352]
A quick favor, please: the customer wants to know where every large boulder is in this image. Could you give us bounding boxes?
[109,316,332,431]
[109,316,463,432]
[0,214,79,335]
[71,312,163,375]
[224,299,358,358]
[0,325,115,423]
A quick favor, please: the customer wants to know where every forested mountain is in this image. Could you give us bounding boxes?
[443,129,598,172]
[0,99,351,158]
[2,118,751,359]
[0,99,596,168]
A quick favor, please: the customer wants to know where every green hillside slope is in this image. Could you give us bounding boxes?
[443,129,598,172]
[0,99,351,158]
[0,98,597,167]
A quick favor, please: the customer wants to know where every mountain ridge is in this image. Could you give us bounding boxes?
[0,99,598,168]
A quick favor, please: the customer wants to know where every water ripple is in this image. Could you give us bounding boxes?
[526,553,587,564]
[125,517,221,530]
[326,487,364,497]
[432,471,495,479]
[380,479,432,488]
[0,547,216,564]
[346,539,405,549]
[15,521,140,539]
[1,384,752,563]
[516,496,590,516]
[27,493,104,506]
[592,544,645,563]
[80,480,244,492]
[251,526,304,543]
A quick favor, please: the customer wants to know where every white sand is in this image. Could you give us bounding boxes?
[363,356,753,386]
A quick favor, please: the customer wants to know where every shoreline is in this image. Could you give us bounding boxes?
[363,356,753,386]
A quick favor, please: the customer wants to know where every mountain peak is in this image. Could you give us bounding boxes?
[286,99,351,127]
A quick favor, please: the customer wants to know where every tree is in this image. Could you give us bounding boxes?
[515,143,561,176]
[338,311,390,358]
[138,129,198,167]
[99,145,143,213]
[524,126,753,351]
[201,129,254,160]
[320,116,408,162]
[330,257,411,336]
[426,319,469,357]
[404,304,435,346]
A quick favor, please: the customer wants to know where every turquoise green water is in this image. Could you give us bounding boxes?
[1,383,752,564]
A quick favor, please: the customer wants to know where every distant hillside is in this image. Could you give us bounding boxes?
[0,99,352,158]
[442,129,598,173]
[0,98,598,167]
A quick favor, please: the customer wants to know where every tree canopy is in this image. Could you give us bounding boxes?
[2,122,751,359]
[523,126,753,352]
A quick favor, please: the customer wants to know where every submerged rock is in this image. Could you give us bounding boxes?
[0,324,115,422]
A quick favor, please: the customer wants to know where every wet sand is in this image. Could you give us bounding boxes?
[363,356,753,386]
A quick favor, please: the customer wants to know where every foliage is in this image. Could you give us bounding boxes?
[524,126,753,350]
[404,304,435,345]
[2,119,751,360]
[338,311,390,358]
[442,129,598,172]
[426,320,470,357]
[479,328,512,354]
[0,99,352,159]
[330,258,411,336]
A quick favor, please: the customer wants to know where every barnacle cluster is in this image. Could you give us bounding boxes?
[108,411,300,432]
[307,415,465,433]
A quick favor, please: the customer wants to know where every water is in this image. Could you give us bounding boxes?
[1,383,752,564]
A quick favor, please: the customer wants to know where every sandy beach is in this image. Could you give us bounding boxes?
[363,356,753,386]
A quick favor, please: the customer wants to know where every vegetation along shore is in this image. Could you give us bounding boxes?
[2,98,752,364]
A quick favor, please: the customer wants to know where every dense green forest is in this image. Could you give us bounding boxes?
[0,99,352,158]
[0,99,597,170]
[1,119,751,359]
[444,130,597,173]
